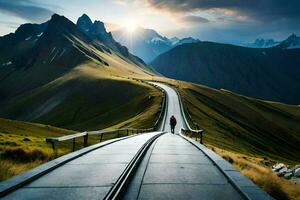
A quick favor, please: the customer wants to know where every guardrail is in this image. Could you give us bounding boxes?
[46,81,167,152]
[175,86,204,144]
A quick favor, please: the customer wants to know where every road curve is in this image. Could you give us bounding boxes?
[149,82,187,133]
[122,82,272,200]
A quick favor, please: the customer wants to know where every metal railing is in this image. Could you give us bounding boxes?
[46,82,167,152]
[175,87,204,144]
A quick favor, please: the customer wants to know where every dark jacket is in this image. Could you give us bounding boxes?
[170,116,177,126]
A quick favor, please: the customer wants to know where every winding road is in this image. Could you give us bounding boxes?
[0,82,272,200]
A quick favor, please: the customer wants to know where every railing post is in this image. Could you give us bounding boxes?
[52,141,57,152]
[100,133,103,142]
[84,133,88,147]
[72,138,75,152]
[127,129,129,136]
[200,131,203,144]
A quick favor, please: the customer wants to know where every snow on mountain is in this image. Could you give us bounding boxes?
[244,38,280,48]
[151,37,168,44]
[276,34,300,49]
[176,37,200,46]
[25,36,32,41]
[2,61,12,66]
[37,32,43,37]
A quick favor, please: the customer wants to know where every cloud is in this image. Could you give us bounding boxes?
[144,0,300,42]
[146,0,300,23]
[0,0,54,23]
[0,20,21,29]
[182,15,209,24]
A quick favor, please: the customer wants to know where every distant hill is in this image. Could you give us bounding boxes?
[151,42,300,104]
[112,27,200,63]
[0,14,159,130]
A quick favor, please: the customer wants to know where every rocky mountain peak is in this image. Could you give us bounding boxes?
[89,20,106,35]
[77,14,93,32]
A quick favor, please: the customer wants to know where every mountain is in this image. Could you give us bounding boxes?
[112,27,200,63]
[76,13,93,32]
[245,34,300,49]
[0,14,159,130]
[150,42,300,104]
[245,38,280,48]
[275,34,300,49]
[0,22,47,66]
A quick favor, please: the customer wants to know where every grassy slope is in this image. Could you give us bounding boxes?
[0,118,75,181]
[0,78,162,182]
[0,38,160,130]
[183,84,300,164]
[153,77,300,164]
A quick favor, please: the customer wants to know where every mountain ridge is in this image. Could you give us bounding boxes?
[245,34,300,49]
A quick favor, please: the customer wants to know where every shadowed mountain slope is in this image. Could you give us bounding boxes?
[151,42,300,104]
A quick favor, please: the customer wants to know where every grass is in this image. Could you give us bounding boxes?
[0,118,73,181]
[210,146,300,200]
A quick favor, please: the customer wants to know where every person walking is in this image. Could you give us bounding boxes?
[170,115,177,134]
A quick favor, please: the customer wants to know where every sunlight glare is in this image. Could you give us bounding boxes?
[126,19,137,33]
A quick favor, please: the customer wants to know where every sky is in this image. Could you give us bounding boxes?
[0,0,300,44]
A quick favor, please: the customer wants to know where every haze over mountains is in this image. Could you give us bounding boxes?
[151,42,300,104]
[112,27,200,63]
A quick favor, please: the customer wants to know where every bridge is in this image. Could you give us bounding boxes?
[0,82,272,199]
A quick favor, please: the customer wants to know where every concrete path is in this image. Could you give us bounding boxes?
[123,82,246,200]
[2,132,162,200]
[125,133,244,200]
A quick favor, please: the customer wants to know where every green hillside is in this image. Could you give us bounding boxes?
[152,77,300,164]
[151,42,300,104]
[176,80,300,163]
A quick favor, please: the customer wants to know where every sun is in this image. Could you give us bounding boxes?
[125,19,137,33]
